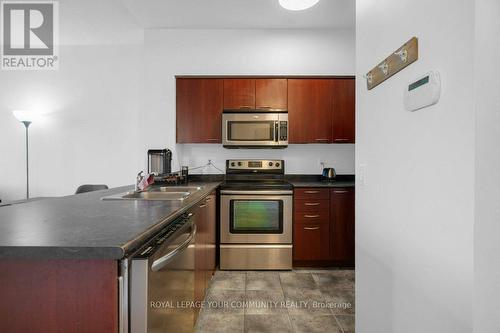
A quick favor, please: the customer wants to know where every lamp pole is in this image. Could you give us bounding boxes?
[22,121,31,199]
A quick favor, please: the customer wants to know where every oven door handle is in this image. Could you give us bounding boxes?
[150,222,196,272]
[220,190,293,195]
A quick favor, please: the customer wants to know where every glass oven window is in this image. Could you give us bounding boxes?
[227,121,275,141]
[230,200,283,234]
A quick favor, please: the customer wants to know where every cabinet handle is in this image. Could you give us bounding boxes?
[315,139,330,142]
[304,202,320,206]
[304,227,320,230]
[334,190,349,194]
[199,204,207,208]
[304,214,320,218]
[304,190,319,194]
[334,138,349,142]
[239,106,253,109]
[206,138,219,141]
[257,106,271,109]
[206,197,212,202]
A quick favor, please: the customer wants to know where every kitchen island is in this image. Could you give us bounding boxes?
[0,182,221,259]
[0,182,220,333]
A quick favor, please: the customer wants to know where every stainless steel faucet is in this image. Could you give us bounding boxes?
[136,171,155,191]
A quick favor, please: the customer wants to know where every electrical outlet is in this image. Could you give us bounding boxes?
[358,163,367,186]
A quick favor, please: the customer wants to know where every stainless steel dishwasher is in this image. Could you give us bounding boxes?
[130,212,196,333]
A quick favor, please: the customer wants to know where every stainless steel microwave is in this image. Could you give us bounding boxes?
[222,111,288,148]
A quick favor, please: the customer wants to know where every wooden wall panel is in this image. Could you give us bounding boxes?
[0,259,118,333]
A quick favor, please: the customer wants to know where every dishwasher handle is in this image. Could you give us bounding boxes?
[151,222,197,272]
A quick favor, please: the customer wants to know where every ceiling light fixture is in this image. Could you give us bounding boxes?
[279,0,320,11]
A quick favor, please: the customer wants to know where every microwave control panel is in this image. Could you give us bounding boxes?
[279,121,288,141]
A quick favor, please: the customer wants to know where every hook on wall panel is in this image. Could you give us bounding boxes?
[365,37,418,90]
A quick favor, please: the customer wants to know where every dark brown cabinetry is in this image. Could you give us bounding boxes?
[223,78,255,109]
[0,260,118,333]
[176,76,354,144]
[255,78,287,110]
[293,187,355,266]
[176,78,223,143]
[293,223,330,261]
[330,188,355,262]
[223,78,288,110]
[194,192,217,319]
[288,79,334,143]
[332,79,355,143]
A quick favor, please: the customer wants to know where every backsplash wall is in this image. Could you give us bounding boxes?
[177,144,355,175]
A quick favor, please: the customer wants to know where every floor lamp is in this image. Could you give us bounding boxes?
[12,110,34,199]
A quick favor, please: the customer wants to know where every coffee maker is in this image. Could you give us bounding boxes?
[147,149,172,175]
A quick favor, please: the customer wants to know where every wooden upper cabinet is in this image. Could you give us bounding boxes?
[288,79,334,143]
[255,79,287,110]
[332,78,355,143]
[223,79,255,109]
[176,78,223,143]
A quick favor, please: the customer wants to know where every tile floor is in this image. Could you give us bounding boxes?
[195,269,355,333]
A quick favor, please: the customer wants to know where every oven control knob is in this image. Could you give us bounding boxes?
[238,162,242,166]
[268,162,273,167]
[231,162,235,167]
[275,162,280,167]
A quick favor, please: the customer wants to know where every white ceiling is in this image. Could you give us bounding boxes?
[121,0,355,30]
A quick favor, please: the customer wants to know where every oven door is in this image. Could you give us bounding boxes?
[222,113,288,147]
[220,190,292,243]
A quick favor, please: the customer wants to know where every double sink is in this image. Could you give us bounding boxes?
[102,186,202,201]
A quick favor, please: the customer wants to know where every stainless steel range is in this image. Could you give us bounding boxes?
[220,159,293,270]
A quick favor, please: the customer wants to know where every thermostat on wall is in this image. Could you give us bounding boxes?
[404,71,441,111]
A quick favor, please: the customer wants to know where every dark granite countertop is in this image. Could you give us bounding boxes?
[0,181,221,260]
[286,175,355,188]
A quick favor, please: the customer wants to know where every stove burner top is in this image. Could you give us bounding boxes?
[222,159,290,191]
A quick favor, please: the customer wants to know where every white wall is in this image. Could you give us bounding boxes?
[474,0,500,331]
[142,29,355,174]
[0,0,143,201]
[356,0,474,331]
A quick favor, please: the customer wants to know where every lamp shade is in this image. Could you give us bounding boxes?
[12,110,36,123]
[279,0,320,10]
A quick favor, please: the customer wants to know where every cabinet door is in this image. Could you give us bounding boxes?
[330,188,355,262]
[194,201,207,319]
[255,79,287,110]
[294,223,330,261]
[288,79,333,143]
[205,193,216,286]
[223,79,255,109]
[332,78,355,143]
[176,78,223,143]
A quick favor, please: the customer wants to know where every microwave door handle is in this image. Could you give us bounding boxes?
[150,223,197,272]
[274,121,279,142]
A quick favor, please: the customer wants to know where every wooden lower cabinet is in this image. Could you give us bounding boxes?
[294,223,330,260]
[330,188,355,262]
[194,192,217,320]
[293,187,355,266]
